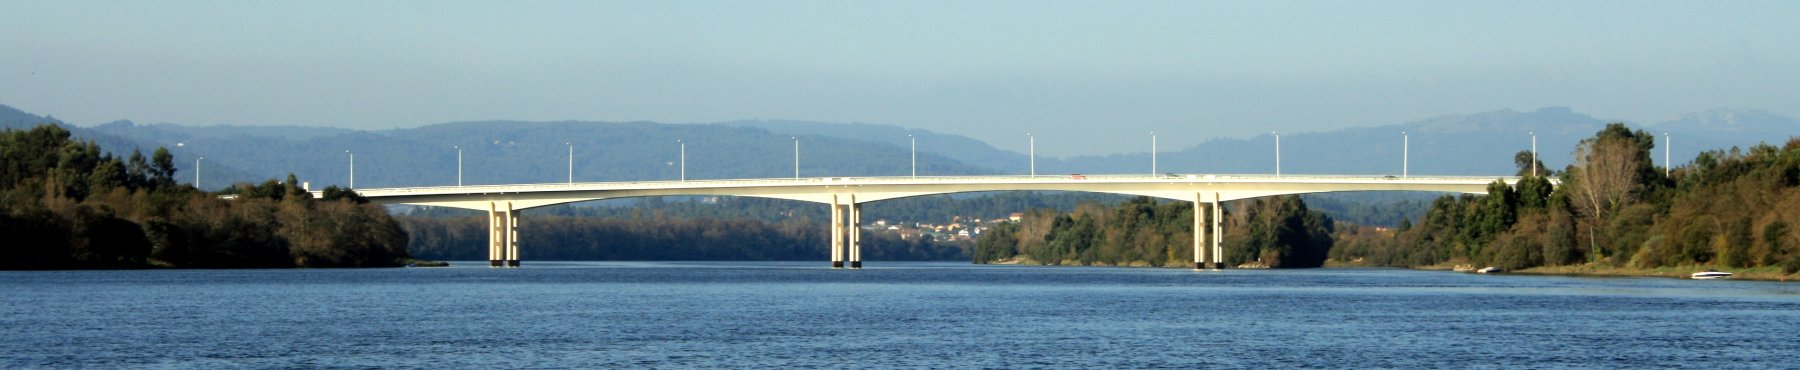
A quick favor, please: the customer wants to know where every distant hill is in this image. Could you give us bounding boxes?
[62,117,996,190]
[7,102,1795,192]
[1050,107,1798,176]
[1,105,270,187]
[1052,107,1606,176]
[717,120,1029,174]
[1647,108,1800,157]
[0,104,61,129]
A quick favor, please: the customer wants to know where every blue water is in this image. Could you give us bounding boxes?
[4,262,1799,368]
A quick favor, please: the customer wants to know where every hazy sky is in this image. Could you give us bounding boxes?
[2,1,1796,156]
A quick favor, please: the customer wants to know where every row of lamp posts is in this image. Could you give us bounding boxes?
[189,130,1619,191]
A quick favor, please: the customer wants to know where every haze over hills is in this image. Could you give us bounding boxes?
[4,103,1797,191]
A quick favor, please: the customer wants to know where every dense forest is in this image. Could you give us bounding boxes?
[1331,124,1800,273]
[396,192,1131,262]
[0,124,411,269]
[972,195,1334,268]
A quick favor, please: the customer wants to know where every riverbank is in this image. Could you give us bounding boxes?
[1511,264,1798,282]
[402,259,450,267]
[1325,258,1798,281]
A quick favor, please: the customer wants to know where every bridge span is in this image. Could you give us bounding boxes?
[340,174,1524,269]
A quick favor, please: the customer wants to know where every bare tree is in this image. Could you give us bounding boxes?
[1569,136,1643,260]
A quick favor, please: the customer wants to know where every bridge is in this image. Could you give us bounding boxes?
[339,173,1526,269]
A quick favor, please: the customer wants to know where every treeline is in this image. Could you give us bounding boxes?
[1332,123,1800,273]
[400,214,967,261]
[396,191,1125,263]
[973,196,1334,268]
[0,124,410,269]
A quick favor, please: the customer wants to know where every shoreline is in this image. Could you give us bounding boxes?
[1328,258,1796,281]
[1507,264,1795,282]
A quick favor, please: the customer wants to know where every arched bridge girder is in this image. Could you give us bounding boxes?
[362,188,838,211]
[360,176,1518,210]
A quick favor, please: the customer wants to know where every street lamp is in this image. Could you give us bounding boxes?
[454,146,463,187]
[1530,132,1538,177]
[1402,131,1408,178]
[909,134,916,178]
[1151,131,1158,175]
[1028,133,1035,176]
[678,139,686,182]
[195,157,203,190]
[1273,132,1281,177]
[1663,132,1671,177]
[346,150,354,188]
[792,136,800,179]
[566,142,573,184]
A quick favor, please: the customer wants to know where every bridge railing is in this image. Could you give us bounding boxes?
[340,173,1524,197]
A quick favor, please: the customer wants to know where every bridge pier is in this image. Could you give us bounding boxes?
[849,197,862,269]
[831,195,845,269]
[1212,196,1223,270]
[827,194,864,269]
[1194,195,1206,270]
[488,202,520,268]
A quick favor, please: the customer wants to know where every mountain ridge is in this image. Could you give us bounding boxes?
[4,102,1795,190]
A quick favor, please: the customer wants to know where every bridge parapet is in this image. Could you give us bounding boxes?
[341,173,1528,197]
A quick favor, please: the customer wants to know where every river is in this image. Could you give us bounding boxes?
[4,262,1797,368]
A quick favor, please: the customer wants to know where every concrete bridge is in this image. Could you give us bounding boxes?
[341,174,1524,269]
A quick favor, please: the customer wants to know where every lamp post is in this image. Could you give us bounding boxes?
[1664,132,1671,177]
[792,137,799,179]
[195,157,203,190]
[1530,132,1538,177]
[1402,131,1408,178]
[455,146,463,186]
[566,142,573,184]
[678,139,686,182]
[1151,131,1158,175]
[909,134,916,178]
[346,150,354,188]
[1028,133,1035,176]
[1273,132,1281,177]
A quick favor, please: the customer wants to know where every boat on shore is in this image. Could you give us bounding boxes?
[1691,270,1733,279]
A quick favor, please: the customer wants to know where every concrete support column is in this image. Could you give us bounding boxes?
[506,202,520,268]
[830,195,844,269]
[1212,196,1224,270]
[1193,194,1206,270]
[849,197,862,269]
[488,202,506,267]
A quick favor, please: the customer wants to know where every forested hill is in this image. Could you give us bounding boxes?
[0,124,411,269]
[1332,124,1800,275]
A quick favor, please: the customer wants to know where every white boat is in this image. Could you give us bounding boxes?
[1691,270,1733,279]
[1476,267,1502,274]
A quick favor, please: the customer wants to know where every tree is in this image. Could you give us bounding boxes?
[1515,150,1548,177]
[1568,124,1649,261]
[151,147,176,188]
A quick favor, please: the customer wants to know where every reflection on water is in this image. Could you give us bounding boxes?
[4,262,1798,368]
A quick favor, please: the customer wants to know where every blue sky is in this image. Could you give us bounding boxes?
[2,1,1795,156]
